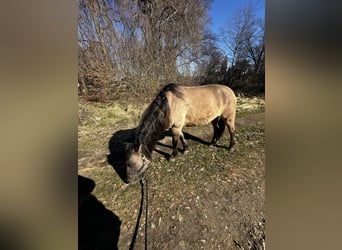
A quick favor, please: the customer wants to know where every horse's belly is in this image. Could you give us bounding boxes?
[185,113,217,127]
[185,120,210,127]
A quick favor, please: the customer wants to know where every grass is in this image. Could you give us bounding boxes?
[78,101,147,151]
[78,95,265,249]
[236,96,265,117]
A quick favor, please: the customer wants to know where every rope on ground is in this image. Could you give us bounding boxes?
[129,177,149,250]
[145,178,148,250]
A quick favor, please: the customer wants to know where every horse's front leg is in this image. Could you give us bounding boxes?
[171,133,179,159]
[171,127,182,159]
[226,117,236,151]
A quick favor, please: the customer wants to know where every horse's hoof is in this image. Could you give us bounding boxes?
[183,149,189,155]
[229,147,235,152]
[168,157,176,162]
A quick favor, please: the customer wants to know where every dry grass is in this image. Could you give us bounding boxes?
[236,96,265,114]
[78,101,146,148]
[78,95,265,249]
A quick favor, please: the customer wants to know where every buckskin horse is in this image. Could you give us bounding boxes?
[124,83,236,183]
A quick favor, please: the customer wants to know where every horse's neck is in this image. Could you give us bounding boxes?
[136,126,157,158]
[136,96,168,157]
[133,140,153,160]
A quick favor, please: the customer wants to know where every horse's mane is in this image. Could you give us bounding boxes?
[135,83,183,159]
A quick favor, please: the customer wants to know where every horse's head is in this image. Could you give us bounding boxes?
[125,143,151,183]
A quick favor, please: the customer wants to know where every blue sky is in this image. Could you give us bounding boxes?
[209,0,265,35]
[209,0,265,56]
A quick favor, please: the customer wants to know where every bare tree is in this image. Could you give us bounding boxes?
[78,0,213,99]
[220,3,265,91]
[221,4,263,66]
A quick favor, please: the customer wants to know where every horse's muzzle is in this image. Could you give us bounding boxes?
[126,164,149,183]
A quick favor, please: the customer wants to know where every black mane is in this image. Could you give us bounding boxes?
[135,83,183,159]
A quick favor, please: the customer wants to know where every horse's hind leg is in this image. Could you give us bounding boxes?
[179,131,189,154]
[210,117,225,146]
[225,117,236,151]
[209,117,219,146]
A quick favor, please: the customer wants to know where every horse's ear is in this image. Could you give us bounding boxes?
[126,143,141,153]
[125,142,144,154]
[140,145,152,160]
[124,142,133,152]
[137,144,143,153]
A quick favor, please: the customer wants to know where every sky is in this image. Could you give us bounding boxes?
[209,0,265,52]
[209,0,265,34]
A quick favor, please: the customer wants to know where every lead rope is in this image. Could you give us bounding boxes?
[144,178,148,250]
[129,177,149,250]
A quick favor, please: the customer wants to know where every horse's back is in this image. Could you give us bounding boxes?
[180,84,235,102]
[167,84,236,127]
[180,84,236,111]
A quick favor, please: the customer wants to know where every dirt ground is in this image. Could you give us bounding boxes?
[78,103,265,249]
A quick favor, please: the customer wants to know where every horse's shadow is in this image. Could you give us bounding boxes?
[107,128,224,179]
[108,128,201,171]
[158,130,208,145]
[107,128,137,183]
[78,175,121,250]
[154,130,207,157]
[156,130,229,151]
